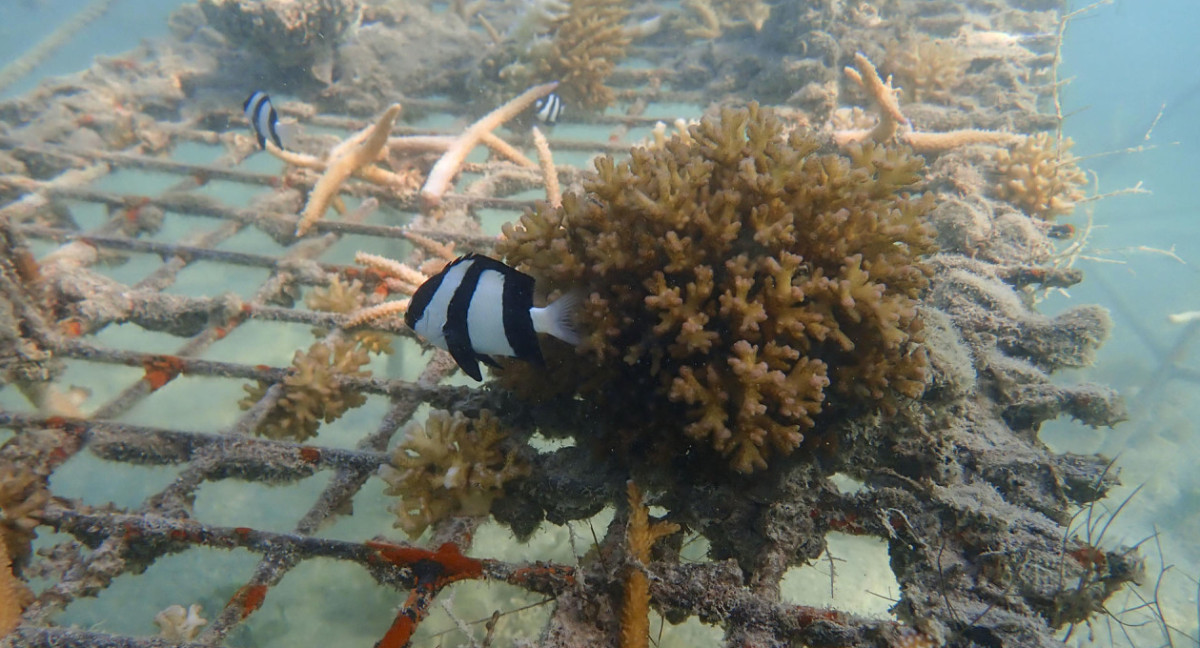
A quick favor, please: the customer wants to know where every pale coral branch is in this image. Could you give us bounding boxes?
[387,133,534,168]
[403,231,457,262]
[531,126,562,209]
[1168,311,1200,325]
[421,81,559,210]
[345,299,411,328]
[383,277,421,295]
[296,103,403,236]
[843,52,906,141]
[387,135,457,152]
[902,129,1020,152]
[480,132,537,168]
[264,141,323,169]
[354,251,429,286]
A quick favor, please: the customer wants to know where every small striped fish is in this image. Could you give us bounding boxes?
[533,92,564,126]
[243,91,287,150]
[405,253,581,381]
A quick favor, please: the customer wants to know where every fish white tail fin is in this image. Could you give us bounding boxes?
[275,120,304,150]
[530,290,583,346]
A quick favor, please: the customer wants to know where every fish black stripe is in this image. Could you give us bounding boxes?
[445,256,488,380]
[404,263,447,330]
[457,254,541,364]
[249,93,270,149]
[264,105,283,149]
[499,263,542,364]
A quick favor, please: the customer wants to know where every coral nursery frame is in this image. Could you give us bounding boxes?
[0,1,1147,647]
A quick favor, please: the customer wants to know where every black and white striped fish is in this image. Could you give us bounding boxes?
[532,92,564,126]
[405,253,581,381]
[242,91,294,150]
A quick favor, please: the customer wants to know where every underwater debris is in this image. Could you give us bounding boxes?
[239,338,371,442]
[498,102,937,473]
[154,603,207,642]
[992,131,1088,220]
[379,409,529,539]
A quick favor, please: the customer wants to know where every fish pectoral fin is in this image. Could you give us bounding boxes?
[444,326,483,381]
[478,354,502,369]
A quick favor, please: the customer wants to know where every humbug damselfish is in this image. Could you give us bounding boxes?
[404,253,581,381]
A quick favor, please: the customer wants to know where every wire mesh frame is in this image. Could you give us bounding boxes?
[0,34,923,645]
[0,4,1114,647]
[0,102,591,643]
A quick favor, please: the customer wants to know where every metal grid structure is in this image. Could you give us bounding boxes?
[0,1,1149,647]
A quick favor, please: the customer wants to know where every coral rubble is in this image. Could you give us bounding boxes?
[379,410,529,539]
[498,103,937,473]
[154,603,207,641]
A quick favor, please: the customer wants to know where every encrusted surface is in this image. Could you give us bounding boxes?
[0,0,1145,647]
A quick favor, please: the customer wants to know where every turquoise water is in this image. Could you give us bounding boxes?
[2,1,1199,646]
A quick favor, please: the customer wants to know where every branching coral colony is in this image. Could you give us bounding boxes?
[379,410,529,538]
[475,0,631,112]
[498,102,937,473]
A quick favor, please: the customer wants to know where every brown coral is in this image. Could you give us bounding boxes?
[675,0,771,39]
[306,277,393,354]
[240,339,371,442]
[498,103,937,473]
[379,410,529,539]
[481,0,630,112]
[885,35,968,104]
[993,132,1088,219]
[620,481,679,648]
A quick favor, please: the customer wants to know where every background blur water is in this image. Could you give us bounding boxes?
[2,0,1198,644]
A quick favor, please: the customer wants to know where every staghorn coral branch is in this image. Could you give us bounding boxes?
[904,129,1020,152]
[402,231,457,262]
[296,104,403,236]
[420,82,559,210]
[838,53,1019,154]
[345,300,411,328]
[844,52,907,141]
[480,132,538,168]
[354,251,430,285]
[620,482,679,648]
[532,126,562,209]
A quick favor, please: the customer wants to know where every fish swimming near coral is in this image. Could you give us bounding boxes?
[405,253,581,381]
[242,91,300,150]
[532,92,564,126]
